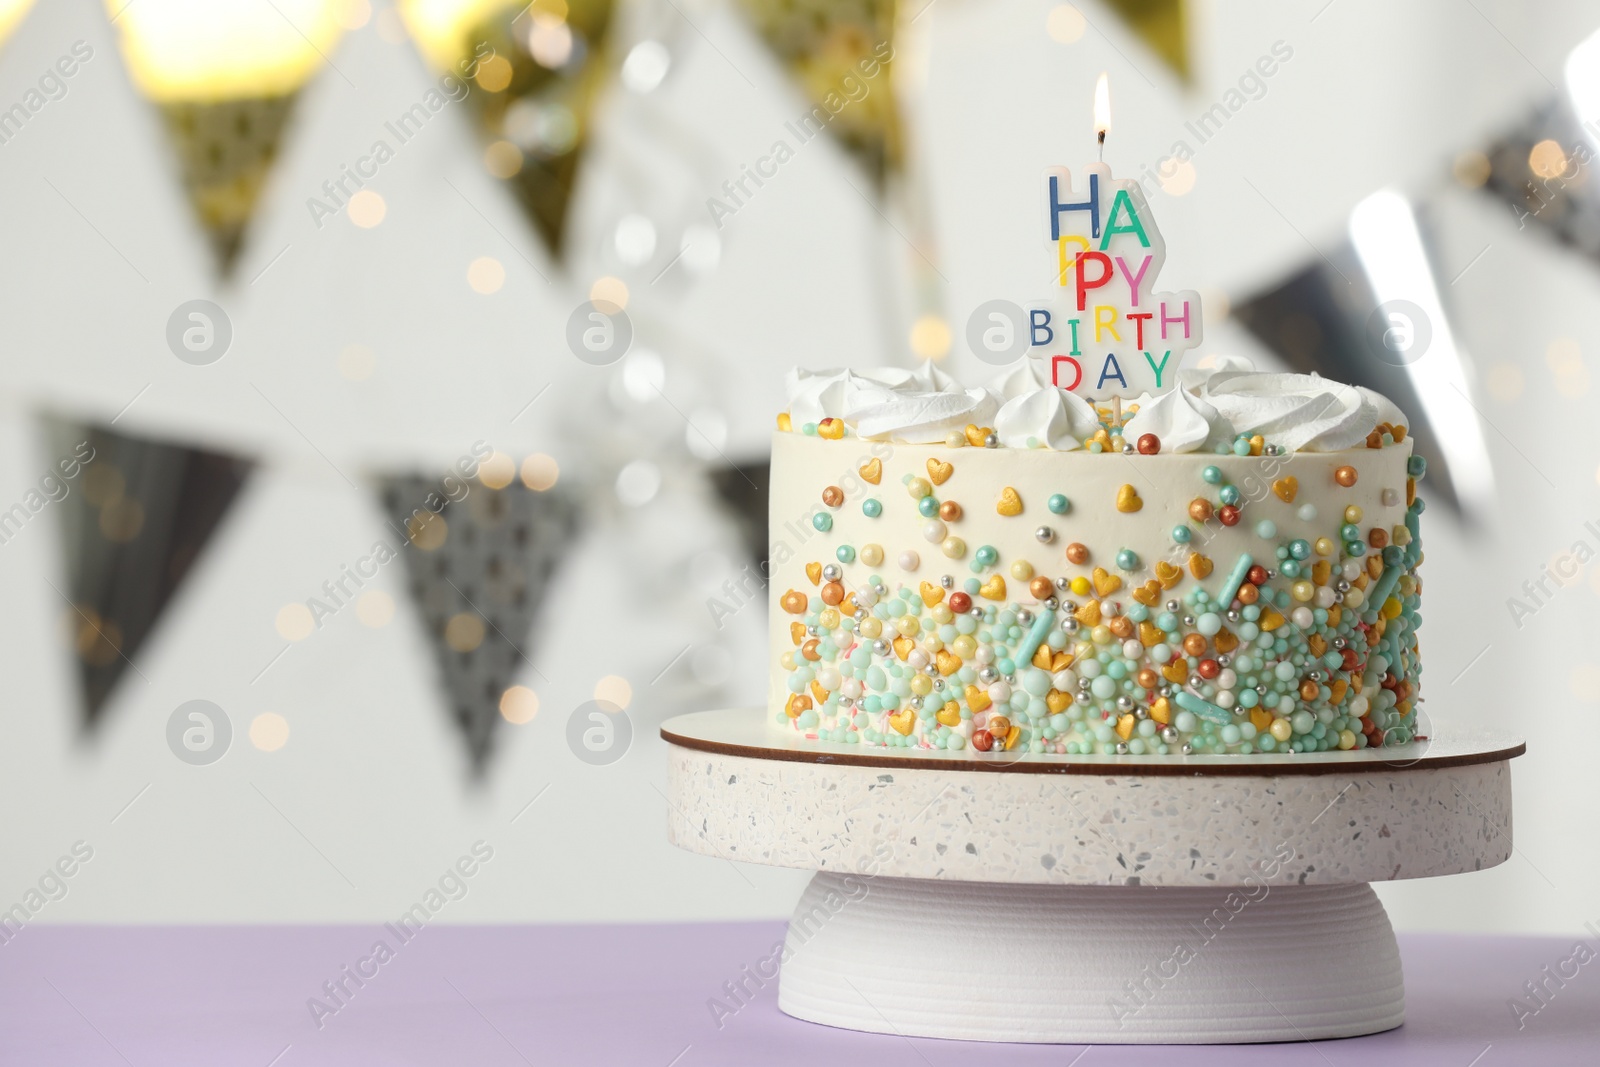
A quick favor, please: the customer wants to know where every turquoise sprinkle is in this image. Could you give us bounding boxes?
[1173,690,1232,725]
[812,512,833,532]
[1231,439,1251,456]
[918,496,939,517]
[975,545,998,566]
[1116,548,1139,571]
[837,545,856,564]
[1202,466,1222,484]
[862,498,882,518]
[1048,493,1071,515]
[1215,552,1254,608]
[1219,485,1241,505]
[1407,455,1427,478]
[1011,608,1057,669]
[802,422,817,435]
[1255,519,1277,540]
[1172,525,1192,544]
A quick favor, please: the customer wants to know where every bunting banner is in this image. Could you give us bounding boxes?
[734,0,901,185]
[106,0,345,275]
[47,419,253,730]
[1102,0,1190,83]
[380,466,580,774]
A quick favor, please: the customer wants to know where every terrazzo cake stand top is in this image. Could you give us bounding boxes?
[662,709,1522,1045]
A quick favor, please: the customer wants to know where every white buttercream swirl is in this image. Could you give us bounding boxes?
[986,357,1056,402]
[994,387,1103,450]
[1198,371,1375,452]
[852,387,999,443]
[1121,387,1233,454]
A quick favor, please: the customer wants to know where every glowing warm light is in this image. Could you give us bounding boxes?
[1093,72,1111,139]
[479,451,515,488]
[500,685,538,723]
[250,712,290,752]
[444,612,486,652]
[399,0,520,71]
[468,256,505,293]
[520,453,559,490]
[475,53,513,92]
[590,275,629,310]
[338,343,376,381]
[99,498,145,542]
[407,512,448,550]
[1452,151,1491,188]
[1158,158,1196,197]
[594,674,632,710]
[347,189,386,228]
[1046,4,1086,44]
[106,0,345,102]
[484,139,523,178]
[356,589,394,627]
[1546,338,1587,397]
[620,39,670,93]
[1528,139,1569,180]
[82,466,125,506]
[909,314,952,359]
[527,14,572,68]
[1349,188,1495,516]
[615,460,659,506]
[335,0,372,30]
[276,603,315,641]
[0,0,34,49]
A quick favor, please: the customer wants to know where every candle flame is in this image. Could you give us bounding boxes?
[1094,72,1111,138]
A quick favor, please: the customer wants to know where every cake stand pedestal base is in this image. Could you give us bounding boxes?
[778,873,1402,1044]
[663,709,1521,1046]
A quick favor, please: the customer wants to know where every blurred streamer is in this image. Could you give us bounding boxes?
[380,467,580,776]
[1100,0,1190,82]
[48,419,253,730]
[105,0,347,274]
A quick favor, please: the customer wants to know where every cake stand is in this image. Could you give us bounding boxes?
[662,709,1521,1045]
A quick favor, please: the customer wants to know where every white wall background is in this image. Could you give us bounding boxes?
[0,0,1596,935]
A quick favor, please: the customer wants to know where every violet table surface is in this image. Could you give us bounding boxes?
[0,924,1591,1065]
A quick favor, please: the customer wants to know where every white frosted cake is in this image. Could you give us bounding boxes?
[767,360,1425,757]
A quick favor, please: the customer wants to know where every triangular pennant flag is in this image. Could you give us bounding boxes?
[422,0,618,257]
[1102,0,1190,82]
[1469,97,1600,263]
[1231,251,1465,515]
[734,0,900,183]
[106,1,347,275]
[707,460,770,575]
[381,471,579,775]
[48,419,252,730]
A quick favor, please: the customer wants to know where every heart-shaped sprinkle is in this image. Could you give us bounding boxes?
[805,562,822,585]
[1050,651,1075,671]
[1074,599,1102,626]
[1307,633,1327,657]
[964,424,988,447]
[1149,696,1171,724]
[1091,567,1122,598]
[1139,621,1165,648]
[892,635,915,660]
[1154,560,1182,590]
[781,590,808,614]
[1187,552,1213,579]
[1272,476,1299,503]
[1213,628,1240,654]
[936,702,962,727]
[919,581,944,607]
[888,708,916,735]
[817,418,845,440]
[1116,714,1136,740]
[1115,484,1143,513]
[996,487,1023,516]
[1032,644,1053,670]
[1002,725,1022,750]
[1046,690,1072,713]
[979,575,1007,600]
[965,684,992,713]
[926,458,953,485]
[858,458,882,485]
[790,622,807,645]
[1162,660,1189,684]
[935,650,961,676]
[1131,580,1161,606]
[1259,608,1286,632]
[810,680,829,704]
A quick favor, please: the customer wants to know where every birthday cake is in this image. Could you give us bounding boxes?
[765,160,1425,758]
[766,362,1425,757]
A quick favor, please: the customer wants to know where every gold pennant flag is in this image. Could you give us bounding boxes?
[1103,0,1189,82]
[736,0,901,184]
[106,0,349,274]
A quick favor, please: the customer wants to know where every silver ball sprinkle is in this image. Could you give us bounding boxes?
[1044,596,1059,611]
[1003,674,1016,686]
[853,608,867,621]
[1035,525,1055,544]
[1116,695,1134,712]
[932,677,945,691]
[1264,568,1277,580]
[1166,599,1182,613]
[1332,637,1347,650]
[979,666,998,684]
[1161,727,1179,744]
[1181,743,1195,755]
[1016,608,1033,626]
[910,695,926,712]
[1308,670,1324,683]
[1216,654,1231,668]
[1158,684,1174,698]
[983,433,1000,449]
[1075,690,1093,706]
[1255,683,1269,696]
[1336,579,1351,593]
[872,639,890,656]
[971,607,986,619]
[1226,609,1241,623]
[807,625,820,637]
[822,564,842,582]
[1116,741,1130,754]
[839,696,855,709]
[940,574,955,589]
[1188,673,1205,689]
[1182,614,1196,627]
[1055,577,1071,591]
[1062,618,1081,634]
[1134,705,1149,719]
[1121,442,1136,455]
